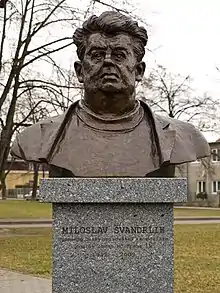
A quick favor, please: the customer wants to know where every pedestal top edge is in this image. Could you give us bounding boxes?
[39,177,187,203]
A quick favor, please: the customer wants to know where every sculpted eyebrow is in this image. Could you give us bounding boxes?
[88,46,107,53]
[114,47,128,51]
[111,47,129,54]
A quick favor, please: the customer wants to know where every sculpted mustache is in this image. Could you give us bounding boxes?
[100,72,119,78]
[96,67,120,78]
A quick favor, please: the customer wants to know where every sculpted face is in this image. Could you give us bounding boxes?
[74,33,145,94]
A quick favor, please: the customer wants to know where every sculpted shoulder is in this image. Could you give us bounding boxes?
[154,114,210,163]
[11,114,65,162]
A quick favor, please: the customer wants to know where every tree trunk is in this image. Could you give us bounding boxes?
[0,170,7,200]
[0,130,12,200]
[31,163,39,200]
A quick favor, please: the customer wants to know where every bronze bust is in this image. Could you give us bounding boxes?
[11,11,210,177]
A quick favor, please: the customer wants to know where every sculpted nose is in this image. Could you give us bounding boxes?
[103,50,114,65]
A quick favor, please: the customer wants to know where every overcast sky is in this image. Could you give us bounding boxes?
[135,0,220,96]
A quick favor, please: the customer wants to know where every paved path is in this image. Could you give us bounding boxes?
[1,220,220,229]
[175,206,220,210]
[0,269,51,293]
[0,224,52,228]
[175,219,220,224]
[1,216,220,225]
[0,219,51,224]
[0,224,51,228]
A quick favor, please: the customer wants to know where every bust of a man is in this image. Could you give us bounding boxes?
[11,11,209,177]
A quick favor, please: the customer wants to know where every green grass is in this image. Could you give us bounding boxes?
[174,208,220,217]
[0,200,51,219]
[174,224,220,293]
[0,200,220,219]
[0,225,220,293]
[0,228,52,277]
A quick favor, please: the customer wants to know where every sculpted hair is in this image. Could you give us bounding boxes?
[73,11,148,62]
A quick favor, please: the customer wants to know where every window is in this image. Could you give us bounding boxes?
[212,149,220,162]
[28,163,34,171]
[197,181,206,193]
[212,181,220,193]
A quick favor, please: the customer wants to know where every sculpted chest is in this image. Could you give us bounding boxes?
[50,117,159,177]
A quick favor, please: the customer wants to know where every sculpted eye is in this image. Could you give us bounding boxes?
[113,51,126,61]
[90,51,104,60]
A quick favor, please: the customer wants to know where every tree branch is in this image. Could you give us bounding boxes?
[0,2,7,73]
[12,99,47,133]
[0,0,30,110]
[30,0,66,37]
[26,36,72,55]
[19,79,82,90]
[93,0,130,14]
[21,41,72,69]
[0,117,4,129]
[171,75,190,98]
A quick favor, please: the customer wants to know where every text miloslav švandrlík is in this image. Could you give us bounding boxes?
[62,226,165,235]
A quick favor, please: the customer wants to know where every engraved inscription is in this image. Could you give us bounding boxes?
[62,225,165,235]
[113,226,165,234]
[59,224,168,260]
[62,226,109,234]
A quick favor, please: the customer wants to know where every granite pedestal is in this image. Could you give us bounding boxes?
[40,178,187,293]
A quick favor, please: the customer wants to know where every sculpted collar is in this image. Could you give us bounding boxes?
[76,99,144,132]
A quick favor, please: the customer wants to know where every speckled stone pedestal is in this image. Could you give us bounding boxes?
[40,178,187,293]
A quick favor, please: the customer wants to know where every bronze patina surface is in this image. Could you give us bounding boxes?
[11,12,210,177]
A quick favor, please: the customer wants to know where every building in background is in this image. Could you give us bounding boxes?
[4,155,48,198]
[176,140,220,207]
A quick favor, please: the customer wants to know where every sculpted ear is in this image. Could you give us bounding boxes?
[74,61,84,83]
[135,61,145,82]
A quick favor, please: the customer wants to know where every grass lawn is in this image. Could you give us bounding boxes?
[0,228,52,277]
[0,200,220,219]
[174,224,220,293]
[0,200,51,219]
[0,224,219,292]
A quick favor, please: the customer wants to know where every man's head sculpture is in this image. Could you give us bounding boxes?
[72,12,147,100]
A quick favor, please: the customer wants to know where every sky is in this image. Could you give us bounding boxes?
[136,0,220,95]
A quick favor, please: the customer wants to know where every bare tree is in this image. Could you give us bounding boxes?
[0,0,150,200]
[0,0,82,199]
[0,0,148,199]
[139,65,219,130]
